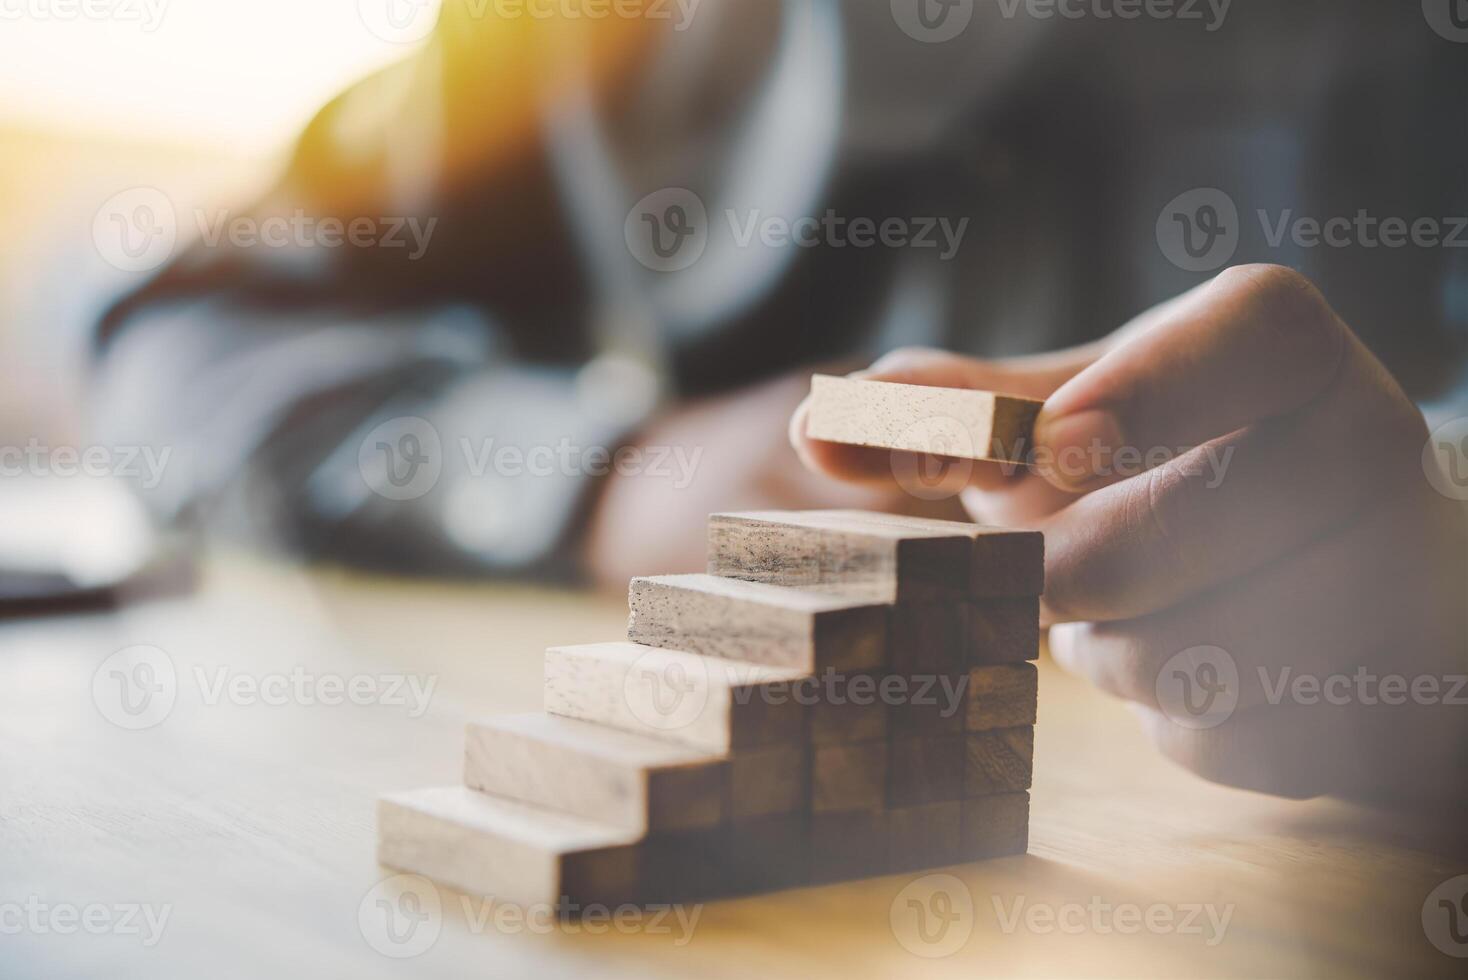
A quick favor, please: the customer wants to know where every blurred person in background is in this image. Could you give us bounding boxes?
[89,1,1468,800]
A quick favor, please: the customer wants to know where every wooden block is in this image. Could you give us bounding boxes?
[888,671,967,737]
[889,601,966,675]
[966,662,1039,731]
[964,727,1034,796]
[888,735,965,806]
[637,828,733,903]
[959,791,1030,860]
[729,814,809,894]
[968,597,1040,665]
[628,574,886,672]
[805,374,1041,464]
[809,809,889,882]
[377,786,640,908]
[821,510,1043,598]
[730,744,808,820]
[811,741,888,813]
[807,675,889,745]
[708,510,971,602]
[887,801,963,872]
[544,642,806,753]
[463,713,728,834]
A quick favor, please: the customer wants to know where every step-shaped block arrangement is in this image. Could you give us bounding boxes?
[377,510,1043,909]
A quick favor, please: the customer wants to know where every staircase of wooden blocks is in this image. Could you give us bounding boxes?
[377,510,1043,908]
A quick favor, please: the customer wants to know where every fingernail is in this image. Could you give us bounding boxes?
[1034,408,1124,490]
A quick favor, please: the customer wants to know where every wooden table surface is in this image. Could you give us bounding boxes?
[1,554,1463,979]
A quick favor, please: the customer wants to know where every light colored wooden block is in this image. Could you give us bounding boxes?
[628,573,886,672]
[888,735,965,806]
[544,642,806,753]
[959,791,1030,859]
[968,597,1041,665]
[811,740,887,813]
[463,713,728,834]
[965,727,1034,796]
[805,374,1042,464]
[730,744,808,820]
[820,510,1044,598]
[707,510,971,602]
[887,801,963,872]
[376,786,640,908]
[809,809,889,882]
[709,509,1042,601]
[966,662,1039,731]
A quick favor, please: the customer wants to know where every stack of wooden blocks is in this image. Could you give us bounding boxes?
[378,509,1042,908]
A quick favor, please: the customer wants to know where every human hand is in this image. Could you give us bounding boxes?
[793,265,1468,803]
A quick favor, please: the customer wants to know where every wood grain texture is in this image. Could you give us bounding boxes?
[965,727,1035,796]
[463,712,728,834]
[729,744,808,820]
[887,801,963,872]
[888,735,966,806]
[377,786,641,909]
[959,791,1030,860]
[826,510,1044,598]
[966,662,1039,731]
[805,374,1041,464]
[628,574,886,672]
[811,741,888,813]
[544,641,806,753]
[888,671,967,738]
[968,597,1040,665]
[707,510,971,602]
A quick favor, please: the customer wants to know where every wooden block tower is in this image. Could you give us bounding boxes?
[377,509,1042,908]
